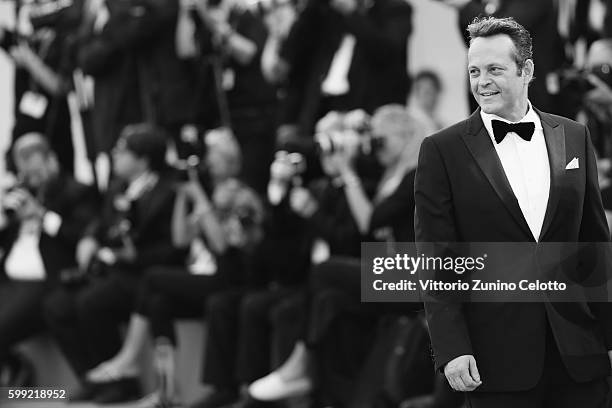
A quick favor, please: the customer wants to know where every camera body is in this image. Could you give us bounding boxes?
[313,109,378,156]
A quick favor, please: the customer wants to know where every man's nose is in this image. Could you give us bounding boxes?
[478,72,492,87]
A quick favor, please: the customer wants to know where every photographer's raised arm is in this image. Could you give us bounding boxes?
[339,166,373,235]
[173,181,228,254]
[176,1,199,58]
[11,43,67,96]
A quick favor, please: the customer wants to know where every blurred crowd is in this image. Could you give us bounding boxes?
[2,0,612,408]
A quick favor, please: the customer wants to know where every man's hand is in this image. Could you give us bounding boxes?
[1,188,43,221]
[607,350,612,368]
[444,354,482,392]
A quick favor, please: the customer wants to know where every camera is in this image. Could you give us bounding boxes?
[314,109,380,156]
[267,150,306,205]
[0,180,39,222]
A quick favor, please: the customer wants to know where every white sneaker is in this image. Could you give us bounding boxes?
[248,372,312,401]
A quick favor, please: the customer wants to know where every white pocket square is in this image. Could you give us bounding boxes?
[565,157,579,170]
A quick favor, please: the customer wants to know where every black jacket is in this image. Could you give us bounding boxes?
[415,108,612,391]
[0,175,98,283]
[280,0,412,134]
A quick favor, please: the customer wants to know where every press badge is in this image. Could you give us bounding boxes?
[222,68,235,91]
[19,91,48,119]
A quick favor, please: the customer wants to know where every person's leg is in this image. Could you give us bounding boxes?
[0,281,48,361]
[543,378,610,408]
[76,273,138,370]
[86,313,149,381]
[269,291,307,369]
[465,390,542,408]
[196,290,243,408]
[43,285,95,377]
[236,289,287,384]
[202,290,242,388]
[144,267,228,344]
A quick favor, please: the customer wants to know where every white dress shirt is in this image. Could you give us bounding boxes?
[321,35,356,96]
[480,102,550,241]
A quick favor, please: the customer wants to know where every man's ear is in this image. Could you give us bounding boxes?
[522,59,534,83]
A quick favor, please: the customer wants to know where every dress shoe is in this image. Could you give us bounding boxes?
[248,373,312,401]
[190,388,239,408]
[69,381,100,401]
[93,377,142,404]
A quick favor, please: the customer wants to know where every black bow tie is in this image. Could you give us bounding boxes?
[491,120,535,144]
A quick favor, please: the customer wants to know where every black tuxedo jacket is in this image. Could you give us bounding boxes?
[0,175,98,283]
[86,175,184,272]
[414,108,612,392]
[279,0,412,133]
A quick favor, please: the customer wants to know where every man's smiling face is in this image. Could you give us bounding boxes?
[468,34,532,122]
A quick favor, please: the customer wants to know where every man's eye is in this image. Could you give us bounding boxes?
[469,69,479,76]
[490,67,502,73]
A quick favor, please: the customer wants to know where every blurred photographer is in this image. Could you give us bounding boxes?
[77,0,198,164]
[79,128,266,406]
[273,0,412,144]
[0,132,96,382]
[249,105,427,404]
[43,123,185,404]
[285,109,379,256]
[1,0,83,174]
[569,39,612,225]
[178,0,278,193]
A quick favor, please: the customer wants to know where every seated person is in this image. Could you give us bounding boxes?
[0,132,96,377]
[249,105,426,403]
[84,129,265,406]
[43,124,184,404]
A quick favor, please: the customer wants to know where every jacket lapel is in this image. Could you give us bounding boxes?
[133,177,165,236]
[460,110,534,240]
[537,110,565,242]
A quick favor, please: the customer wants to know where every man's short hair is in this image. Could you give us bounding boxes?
[467,16,533,74]
[6,132,52,174]
[119,123,167,172]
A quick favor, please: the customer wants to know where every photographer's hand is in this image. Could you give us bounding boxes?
[2,188,44,221]
[115,241,137,263]
[330,0,358,15]
[180,180,212,210]
[289,187,319,218]
[76,236,100,272]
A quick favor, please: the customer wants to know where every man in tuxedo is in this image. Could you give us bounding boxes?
[414,17,612,407]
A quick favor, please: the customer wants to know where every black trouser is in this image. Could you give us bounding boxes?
[231,107,277,195]
[43,272,139,377]
[465,379,610,408]
[307,257,420,346]
[202,287,305,389]
[0,280,49,361]
[135,266,229,345]
[465,323,611,408]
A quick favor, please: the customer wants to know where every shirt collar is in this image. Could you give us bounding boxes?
[125,171,158,201]
[480,101,543,142]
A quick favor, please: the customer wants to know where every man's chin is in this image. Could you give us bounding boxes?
[479,103,499,115]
